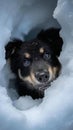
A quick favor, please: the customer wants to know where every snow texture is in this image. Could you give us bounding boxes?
[0,0,73,130]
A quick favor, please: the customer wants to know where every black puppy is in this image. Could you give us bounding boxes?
[5,28,63,99]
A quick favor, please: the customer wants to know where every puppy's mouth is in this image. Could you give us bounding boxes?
[18,67,57,91]
[36,82,50,91]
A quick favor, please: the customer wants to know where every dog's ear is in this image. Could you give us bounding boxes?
[37,28,63,57]
[5,39,23,60]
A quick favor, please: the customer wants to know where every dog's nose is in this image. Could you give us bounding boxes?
[35,71,49,83]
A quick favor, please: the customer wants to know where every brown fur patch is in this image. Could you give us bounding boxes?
[18,69,40,86]
[39,47,44,54]
[24,52,31,58]
[53,66,61,77]
[48,66,54,81]
[48,66,61,81]
[30,72,40,85]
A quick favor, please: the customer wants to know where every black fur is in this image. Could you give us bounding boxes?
[5,28,63,99]
[37,28,63,56]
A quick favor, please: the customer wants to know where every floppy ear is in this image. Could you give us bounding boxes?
[5,39,23,60]
[37,28,63,57]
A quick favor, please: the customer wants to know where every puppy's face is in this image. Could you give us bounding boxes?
[17,41,61,90]
[5,28,63,98]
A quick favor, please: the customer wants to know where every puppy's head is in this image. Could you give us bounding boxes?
[5,28,63,98]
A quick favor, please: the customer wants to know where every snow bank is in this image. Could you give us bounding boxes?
[0,0,73,130]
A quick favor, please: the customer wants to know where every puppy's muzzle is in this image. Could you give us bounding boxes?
[35,71,49,83]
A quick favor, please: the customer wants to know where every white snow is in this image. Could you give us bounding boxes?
[0,0,73,130]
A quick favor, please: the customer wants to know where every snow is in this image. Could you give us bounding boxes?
[0,0,73,130]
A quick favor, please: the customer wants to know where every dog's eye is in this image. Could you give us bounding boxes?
[23,59,31,67]
[43,52,51,61]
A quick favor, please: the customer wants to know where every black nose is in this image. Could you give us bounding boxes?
[35,71,49,83]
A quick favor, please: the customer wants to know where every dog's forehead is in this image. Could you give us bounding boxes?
[21,40,48,52]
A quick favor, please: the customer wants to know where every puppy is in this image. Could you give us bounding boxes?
[5,28,63,99]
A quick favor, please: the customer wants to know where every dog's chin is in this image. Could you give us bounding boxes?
[35,82,50,91]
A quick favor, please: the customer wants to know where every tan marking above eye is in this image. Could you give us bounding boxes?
[39,47,44,54]
[24,52,31,58]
